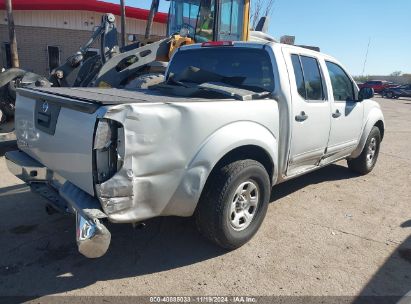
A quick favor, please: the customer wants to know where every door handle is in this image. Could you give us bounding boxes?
[332,110,341,118]
[295,111,308,122]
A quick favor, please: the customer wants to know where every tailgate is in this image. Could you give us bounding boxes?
[15,89,101,195]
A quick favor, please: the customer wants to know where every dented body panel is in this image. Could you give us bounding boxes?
[7,42,384,258]
[96,100,279,222]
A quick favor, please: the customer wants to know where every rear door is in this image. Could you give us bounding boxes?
[323,60,363,160]
[282,48,332,175]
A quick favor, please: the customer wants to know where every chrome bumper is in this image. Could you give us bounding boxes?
[5,150,111,258]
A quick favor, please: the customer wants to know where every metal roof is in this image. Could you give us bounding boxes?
[0,0,168,24]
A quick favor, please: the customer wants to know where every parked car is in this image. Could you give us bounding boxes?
[359,80,398,94]
[382,84,411,99]
[6,41,384,258]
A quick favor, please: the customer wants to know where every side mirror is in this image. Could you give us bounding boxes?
[358,87,374,102]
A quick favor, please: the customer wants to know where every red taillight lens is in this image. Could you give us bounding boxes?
[201,41,234,47]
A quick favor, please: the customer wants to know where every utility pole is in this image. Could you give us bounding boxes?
[120,0,126,47]
[5,0,20,68]
[145,0,160,40]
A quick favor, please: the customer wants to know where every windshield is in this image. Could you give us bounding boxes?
[168,0,245,42]
[168,0,201,37]
[167,47,275,93]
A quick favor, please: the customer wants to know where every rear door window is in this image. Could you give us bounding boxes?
[291,54,306,98]
[291,54,325,101]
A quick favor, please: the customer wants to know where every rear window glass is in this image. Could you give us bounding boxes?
[167,47,274,92]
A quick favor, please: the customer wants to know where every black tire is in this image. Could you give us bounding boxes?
[386,91,394,99]
[195,159,271,249]
[127,73,165,89]
[0,80,17,117]
[0,108,5,124]
[347,126,381,175]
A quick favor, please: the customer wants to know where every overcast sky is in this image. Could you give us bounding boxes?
[105,0,411,76]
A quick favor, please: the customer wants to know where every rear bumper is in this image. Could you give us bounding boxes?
[5,150,111,258]
[5,150,48,183]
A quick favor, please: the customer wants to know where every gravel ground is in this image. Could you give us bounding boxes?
[0,96,410,301]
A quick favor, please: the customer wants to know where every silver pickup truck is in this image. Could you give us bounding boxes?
[6,41,384,258]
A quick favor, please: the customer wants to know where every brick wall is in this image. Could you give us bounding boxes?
[0,24,163,76]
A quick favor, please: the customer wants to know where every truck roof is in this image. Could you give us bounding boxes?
[178,41,340,65]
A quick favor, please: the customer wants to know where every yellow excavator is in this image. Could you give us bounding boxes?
[95,0,273,89]
[0,0,267,121]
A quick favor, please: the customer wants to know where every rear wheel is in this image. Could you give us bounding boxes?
[347,126,381,175]
[386,91,394,99]
[195,159,270,249]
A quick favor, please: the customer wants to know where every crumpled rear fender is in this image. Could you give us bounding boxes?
[96,102,278,223]
[162,121,278,217]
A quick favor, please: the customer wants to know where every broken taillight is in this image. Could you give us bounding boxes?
[93,119,123,184]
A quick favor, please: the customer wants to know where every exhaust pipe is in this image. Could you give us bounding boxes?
[76,213,111,258]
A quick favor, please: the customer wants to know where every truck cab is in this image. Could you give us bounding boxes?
[6,41,384,258]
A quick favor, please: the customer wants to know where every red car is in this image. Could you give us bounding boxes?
[358,80,398,94]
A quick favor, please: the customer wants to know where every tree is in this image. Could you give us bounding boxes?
[5,0,19,68]
[250,0,276,30]
[390,71,402,77]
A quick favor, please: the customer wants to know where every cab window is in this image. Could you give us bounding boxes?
[168,0,201,36]
[218,0,244,41]
[291,54,325,101]
[168,47,274,92]
[195,0,216,41]
[325,61,355,101]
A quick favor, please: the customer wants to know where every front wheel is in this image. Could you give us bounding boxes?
[347,126,381,175]
[195,159,271,250]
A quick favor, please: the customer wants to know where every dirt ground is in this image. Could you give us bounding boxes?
[0,96,410,300]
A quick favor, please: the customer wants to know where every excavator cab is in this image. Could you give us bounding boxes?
[167,0,250,42]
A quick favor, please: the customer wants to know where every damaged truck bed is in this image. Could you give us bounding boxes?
[8,82,280,258]
[6,41,384,258]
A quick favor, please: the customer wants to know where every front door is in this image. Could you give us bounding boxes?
[324,61,363,160]
[283,49,332,176]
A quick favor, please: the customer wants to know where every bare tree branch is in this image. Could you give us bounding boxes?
[250,0,277,30]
